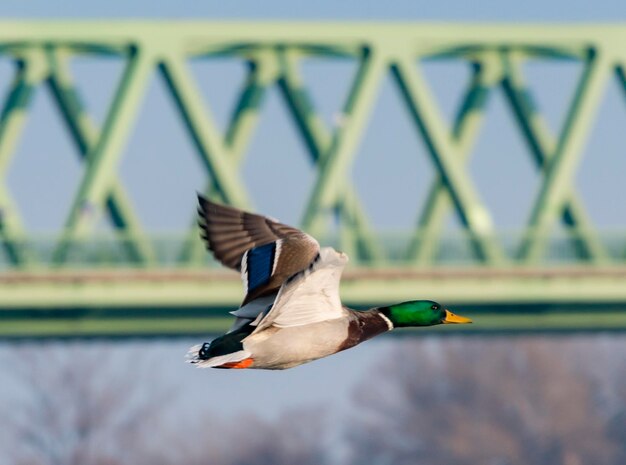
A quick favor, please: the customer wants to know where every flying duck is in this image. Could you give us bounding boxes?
[187,195,472,370]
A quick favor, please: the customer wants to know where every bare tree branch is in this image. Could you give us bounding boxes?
[346,337,625,465]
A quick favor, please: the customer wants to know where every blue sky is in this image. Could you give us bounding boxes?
[1,0,626,21]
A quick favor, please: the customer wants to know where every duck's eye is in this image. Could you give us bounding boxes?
[431,304,439,311]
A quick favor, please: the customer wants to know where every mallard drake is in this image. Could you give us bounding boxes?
[187,195,472,370]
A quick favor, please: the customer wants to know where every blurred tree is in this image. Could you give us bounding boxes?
[144,408,330,465]
[0,343,176,465]
[9,337,623,465]
[221,410,329,465]
[607,365,626,464]
[0,343,330,465]
[345,337,623,465]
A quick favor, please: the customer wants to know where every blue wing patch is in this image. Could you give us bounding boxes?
[244,242,277,294]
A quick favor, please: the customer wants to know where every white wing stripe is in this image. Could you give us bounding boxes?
[272,239,283,275]
[240,250,249,295]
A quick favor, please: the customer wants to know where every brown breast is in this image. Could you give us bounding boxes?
[338,309,391,352]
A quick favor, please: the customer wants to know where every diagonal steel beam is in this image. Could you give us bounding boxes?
[277,50,383,262]
[392,54,506,265]
[53,46,155,264]
[0,49,48,266]
[517,49,610,263]
[501,53,608,264]
[223,56,275,165]
[615,64,626,261]
[301,48,386,241]
[178,52,276,264]
[407,56,501,264]
[616,65,626,100]
[159,54,250,209]
[46,48,156,265]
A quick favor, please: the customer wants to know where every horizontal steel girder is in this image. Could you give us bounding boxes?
[0,267,625,338]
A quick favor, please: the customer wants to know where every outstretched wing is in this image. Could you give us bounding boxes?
[197,195,320,304]
[252,247,349,332]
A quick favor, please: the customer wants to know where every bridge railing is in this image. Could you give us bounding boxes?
[1,230,624,270]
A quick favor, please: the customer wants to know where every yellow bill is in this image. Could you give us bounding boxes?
[443,309,473,324]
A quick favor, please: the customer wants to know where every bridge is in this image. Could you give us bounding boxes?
[0,22,625,337]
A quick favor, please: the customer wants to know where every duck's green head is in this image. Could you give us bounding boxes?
[380,300,472,328]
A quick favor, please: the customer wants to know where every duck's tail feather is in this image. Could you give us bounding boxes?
[186,344,252,369]
[186,344,203,362]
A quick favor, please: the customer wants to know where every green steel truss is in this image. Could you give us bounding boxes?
[0,22,625,269]
[0,22,625,336]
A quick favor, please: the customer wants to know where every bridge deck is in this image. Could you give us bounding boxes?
[1,266,625,339]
